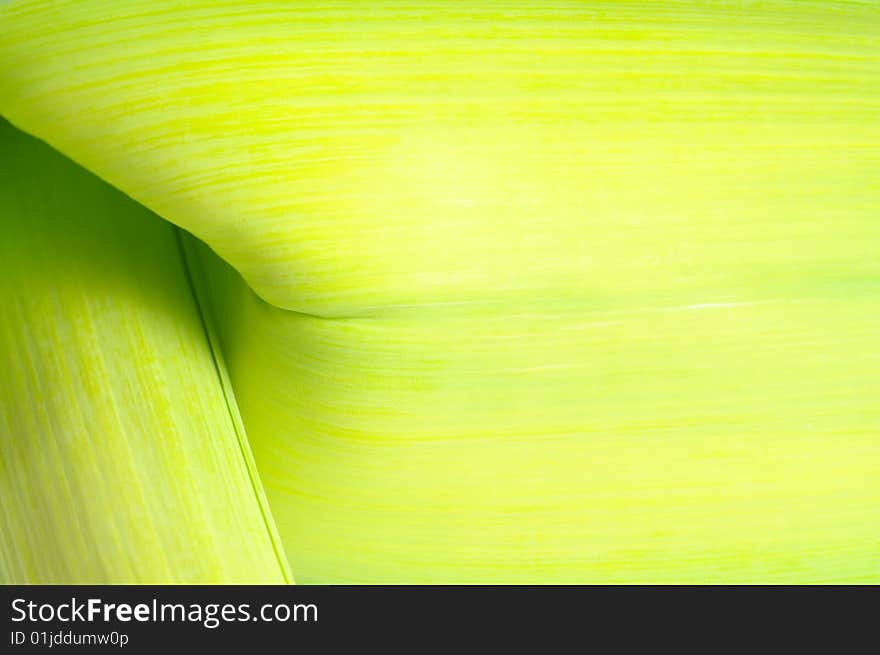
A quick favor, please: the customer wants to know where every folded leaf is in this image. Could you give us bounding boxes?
[4,1,876,318]
[1,1,879,583]
[0,120,289,584]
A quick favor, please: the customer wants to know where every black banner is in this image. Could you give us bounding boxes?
[1,585,872,651]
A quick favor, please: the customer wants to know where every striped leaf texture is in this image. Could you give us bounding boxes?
[1,1,878,582]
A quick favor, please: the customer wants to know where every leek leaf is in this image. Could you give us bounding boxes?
[0,120,289,583]
[1,1,879,583]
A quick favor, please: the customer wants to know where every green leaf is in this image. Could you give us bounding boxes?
[1,1,879,583]
[0,120,289,583]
